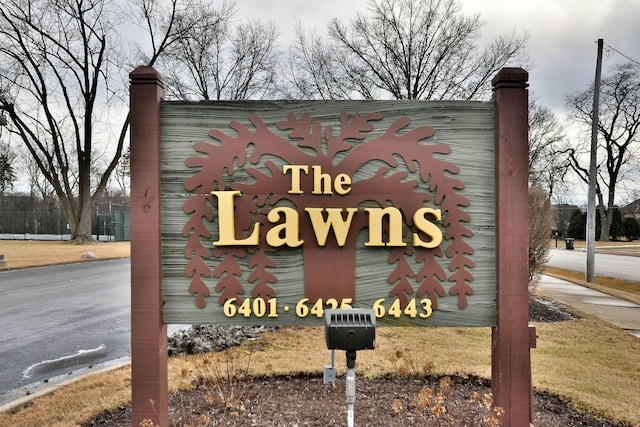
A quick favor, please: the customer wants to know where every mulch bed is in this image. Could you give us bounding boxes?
[84,297,630,426]
[86,373,626,426]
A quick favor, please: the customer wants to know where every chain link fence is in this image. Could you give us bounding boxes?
[95,202,130,241]
[0,197,129,241]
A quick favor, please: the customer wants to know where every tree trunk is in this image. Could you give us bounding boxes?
[72,199,95,242]
[597,206,609,241]
[67,163,95,242]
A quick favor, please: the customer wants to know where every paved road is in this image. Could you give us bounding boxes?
[547,248,640,282]
[0,259,131,406]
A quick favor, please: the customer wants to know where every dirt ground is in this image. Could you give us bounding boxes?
[83,298,629,427]
[84,373,627,426]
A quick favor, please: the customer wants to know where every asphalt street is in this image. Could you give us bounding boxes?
[0,259,131,406]
[546,247,640,282]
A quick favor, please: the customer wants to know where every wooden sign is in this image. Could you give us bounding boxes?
[159,101,496,326]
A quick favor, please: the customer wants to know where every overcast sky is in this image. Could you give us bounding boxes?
[236,0,640,114]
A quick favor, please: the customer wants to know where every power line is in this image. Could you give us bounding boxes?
[603,42,640,66]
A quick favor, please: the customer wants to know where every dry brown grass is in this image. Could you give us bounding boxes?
[532,316,640,423]
[587,240,640,249]
[0,368,133,427]
[556,238,640,249]
[0,240,131,270]
[1,240,639,425]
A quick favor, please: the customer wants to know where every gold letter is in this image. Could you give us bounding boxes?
[305,207,357,246]
[365,207,406,247]
[334,173,352,195]
[312,165,333,195]
[266,207,304,247]
[211,190,260,245]
[413,208,443,248]
[283,165,309,194]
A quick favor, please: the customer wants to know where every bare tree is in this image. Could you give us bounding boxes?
[0,0,116,241]
[158,6,280,101]
[25,155,56,201]
[528,98,569,199]
[565,62,640,241]
[284,23,379,100]
[528,186,553,287]
[113,146,131,197]
[0,142,16,196]
[286,0,529,100]
[0,0,223,241]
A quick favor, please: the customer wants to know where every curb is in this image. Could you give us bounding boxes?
[0,360,130,414]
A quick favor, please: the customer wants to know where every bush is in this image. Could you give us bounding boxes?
[609,208,625,241]
[528,187,553,287]
[566,209,586,240]
[566,208,606,240]
[625,217,639,240]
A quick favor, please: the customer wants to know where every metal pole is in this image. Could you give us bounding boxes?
[95,203,100,241]
[586,39,603,282]
[346,367,356,427]
[0,116,5,261]
[346,351,357,427]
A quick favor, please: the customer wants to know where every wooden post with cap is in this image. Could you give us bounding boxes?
[129,66,168,426]
[491,67,534,426]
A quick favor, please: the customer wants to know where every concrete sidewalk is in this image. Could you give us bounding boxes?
[537,275,640,339]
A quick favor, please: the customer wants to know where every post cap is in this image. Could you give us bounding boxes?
[492,67,529,90]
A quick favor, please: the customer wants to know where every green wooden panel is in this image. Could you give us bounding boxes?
[160,100,496,326]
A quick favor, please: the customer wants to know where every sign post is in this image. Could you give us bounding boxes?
[129,66,168,425]
[491,68,534,426]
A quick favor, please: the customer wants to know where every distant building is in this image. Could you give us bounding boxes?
[621,198,640,221]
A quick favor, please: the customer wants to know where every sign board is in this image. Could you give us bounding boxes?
[160,101,496,326]
[130,67,532,426]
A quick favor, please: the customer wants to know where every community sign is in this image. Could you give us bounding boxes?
[160,100,496,326]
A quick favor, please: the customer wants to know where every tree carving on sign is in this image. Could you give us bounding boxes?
[183,111,474,310]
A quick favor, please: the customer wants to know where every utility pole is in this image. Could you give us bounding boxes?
[0,113,7,268]
[586,39,603,282]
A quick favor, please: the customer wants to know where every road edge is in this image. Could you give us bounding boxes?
[0,360,131,414]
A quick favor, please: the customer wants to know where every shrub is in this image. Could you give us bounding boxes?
[528,187,553,287]
[624,217,639,240]
[567,209,586,240]
[609,208,625,241]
